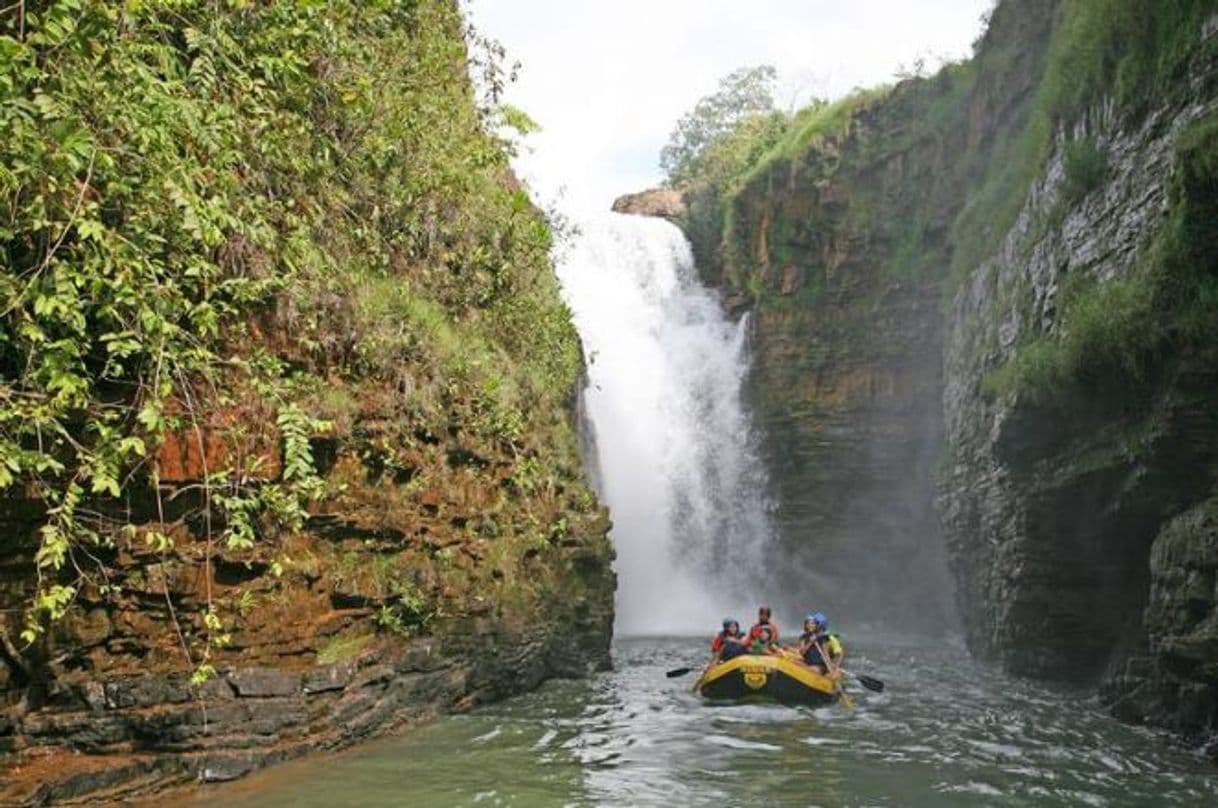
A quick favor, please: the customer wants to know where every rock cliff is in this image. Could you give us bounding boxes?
[941,8,1218,751]
[0,1,614,802]
[676,0,1061,633]
[664,0,1218,754]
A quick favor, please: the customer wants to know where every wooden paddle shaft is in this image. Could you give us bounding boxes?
[813,638,840,677]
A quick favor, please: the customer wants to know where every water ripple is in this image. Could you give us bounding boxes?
[192,638,1218,808]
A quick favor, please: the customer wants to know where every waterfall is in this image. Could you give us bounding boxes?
[558,213,774,636]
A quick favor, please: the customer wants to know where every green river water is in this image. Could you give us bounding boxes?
[190,637,1218,807]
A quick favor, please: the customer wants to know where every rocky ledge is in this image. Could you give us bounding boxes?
[610,188,686,221]
[0,619,609,806]
[0,395,615,804]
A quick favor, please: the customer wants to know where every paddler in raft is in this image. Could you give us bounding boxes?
[747,605,779,645]
[749,624,782,656]
[710,618,749,663]
[797,612,844,674]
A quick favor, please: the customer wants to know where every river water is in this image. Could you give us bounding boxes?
[195,636,1217,807]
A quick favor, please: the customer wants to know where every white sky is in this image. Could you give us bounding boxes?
[467,0,994,214]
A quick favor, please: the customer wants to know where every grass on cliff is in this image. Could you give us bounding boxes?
[1058,138,1108,209]
[950,0,1218,287]
[316,633,373,665]
[777,87,891,162]
[675,78,895,289]
[983,112,1218,401]
[728,86,893,201]
[712,87,895,291]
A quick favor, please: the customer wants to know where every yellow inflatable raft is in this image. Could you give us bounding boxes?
[694,653,843,706]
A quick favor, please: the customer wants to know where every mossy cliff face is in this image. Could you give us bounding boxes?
[943,14,1218,748]
[674,0,1218,751]
[714,86,962,631]
[0,1,613,801]
[689,1,1059,632]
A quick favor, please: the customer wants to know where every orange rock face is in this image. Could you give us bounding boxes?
[154,399,282,483]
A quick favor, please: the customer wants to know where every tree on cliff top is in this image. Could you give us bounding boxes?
[660,65,779,187]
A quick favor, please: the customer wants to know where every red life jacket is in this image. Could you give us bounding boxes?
[748,620,779,644]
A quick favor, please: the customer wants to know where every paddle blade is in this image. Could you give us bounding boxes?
[856,674,885,692]
[666,667,694,679]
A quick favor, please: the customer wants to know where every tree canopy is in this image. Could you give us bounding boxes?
[660,65,779,187]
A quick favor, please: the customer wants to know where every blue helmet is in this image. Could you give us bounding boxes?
[808,612,827,627]
[722,617,737,630]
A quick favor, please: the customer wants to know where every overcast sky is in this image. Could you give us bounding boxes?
[466,1,994,214]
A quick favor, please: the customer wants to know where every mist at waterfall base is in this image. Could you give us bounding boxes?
[558,214,774,635]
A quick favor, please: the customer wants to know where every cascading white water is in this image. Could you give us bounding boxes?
[558,213,774,635]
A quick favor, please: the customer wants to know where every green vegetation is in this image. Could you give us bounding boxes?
[373,577,437,637]
[659,66,791,282]
[1059,138,1107,208]
[950,0,1217,286]
[982,273,1159,399]
[316,632,373,665]
[660,65,781,188]
[1039,0,1217,121]
[984,112,1218,401]
[746,86,892,175]
[0,0,584,676]
[674,75,894,288]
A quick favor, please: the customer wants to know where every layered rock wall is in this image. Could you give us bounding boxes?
[700,0,1059,632]
[0,403,614,804]
[941,21,1218,747]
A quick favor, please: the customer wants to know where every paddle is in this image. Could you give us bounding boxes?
[809,634,885,694]
[665,666,695,679]
[851,672,885,692]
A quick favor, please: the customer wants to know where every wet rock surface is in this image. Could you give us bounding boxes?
[1102,498,1218,748]
[0,617,612,805]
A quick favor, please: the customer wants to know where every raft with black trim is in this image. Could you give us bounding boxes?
[694,653,842,706]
